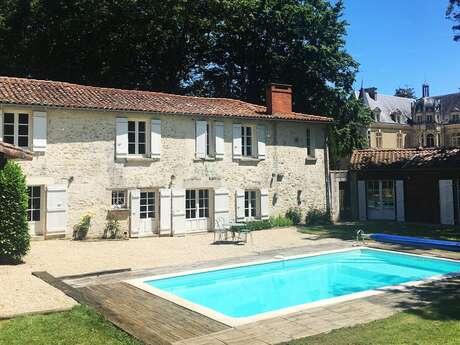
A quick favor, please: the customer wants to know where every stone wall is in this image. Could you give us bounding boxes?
[16,107,329,237]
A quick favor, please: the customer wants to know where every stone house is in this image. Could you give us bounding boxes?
[0,77,332,239]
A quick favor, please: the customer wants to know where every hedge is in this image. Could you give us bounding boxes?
[0,161,30,263]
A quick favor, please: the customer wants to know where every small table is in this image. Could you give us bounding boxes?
[229,223,252,243]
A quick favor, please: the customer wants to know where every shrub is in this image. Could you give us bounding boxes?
[305,208,331,225]
[73,213,93,240]
[0,161,30,263]
[246,219,272,231]
[103,213,121,239]
[285,207,302,225]
[270,216,294,227]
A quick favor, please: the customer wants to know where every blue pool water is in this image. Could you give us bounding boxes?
[145,249,460,318]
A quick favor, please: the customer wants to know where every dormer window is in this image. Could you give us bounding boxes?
[426,114,433,123]
[451,113,460,123]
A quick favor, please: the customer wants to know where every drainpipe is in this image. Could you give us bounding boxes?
[324,128,332,215]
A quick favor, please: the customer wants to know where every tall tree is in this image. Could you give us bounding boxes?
[394,87,416,99]
[447,0,460,41]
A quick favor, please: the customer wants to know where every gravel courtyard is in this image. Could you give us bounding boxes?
[0,227,343,318]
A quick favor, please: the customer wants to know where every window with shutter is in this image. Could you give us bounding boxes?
[2,111,31,148]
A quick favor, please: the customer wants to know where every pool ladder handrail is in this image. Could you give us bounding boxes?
[354,229,366,246]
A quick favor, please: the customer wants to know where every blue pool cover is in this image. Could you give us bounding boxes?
[370,233,460,252]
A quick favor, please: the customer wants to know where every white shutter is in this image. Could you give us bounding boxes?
[32,111,47,152]
[150,119,161,159]
[439,180,454,225]
[0,111,3,141]
[130,189,140,237]
[159,188,171,235]
[215,122,224,159]
[46,185,67,236]
[357,180,366,221]
[235,189,245,222]
[257,125,266,160]
[116,117,128,158]
[260,188,269,219]
[172,188,186,236]
[214,188,229,229]
[195,120,207,159]
[395,180,405,222]
[233,124,242,160]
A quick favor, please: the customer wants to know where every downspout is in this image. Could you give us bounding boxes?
[324,128,332,215]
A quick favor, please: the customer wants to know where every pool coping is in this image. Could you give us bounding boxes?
[126,247,460,327]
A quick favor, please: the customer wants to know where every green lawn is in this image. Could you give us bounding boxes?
[284,296,460,345]
[0,306,142,345]
[298,221,460,242]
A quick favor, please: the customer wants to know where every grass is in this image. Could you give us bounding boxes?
[298,221,460,242]
[0,305,142,345]
[284,296,460,345]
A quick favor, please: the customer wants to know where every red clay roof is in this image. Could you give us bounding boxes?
[0,142,33,160]
[350,148,460,170]
[0,77,332,123]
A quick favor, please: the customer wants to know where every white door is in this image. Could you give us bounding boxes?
[27,186,45,236]
[185,189,212,233]
[139,190,158,236]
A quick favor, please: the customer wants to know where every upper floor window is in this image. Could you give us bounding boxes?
[241,126,253,157]
[426,114,433,123]
[306,128,314,157]
[128,120,146,155]
[451,113,460,123]
[396,132,403,148]
[425,133,435,148]
[375,131,382,148]
[3,112,30,148]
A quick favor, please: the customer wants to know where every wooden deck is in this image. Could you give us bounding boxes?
[33,271,228,345]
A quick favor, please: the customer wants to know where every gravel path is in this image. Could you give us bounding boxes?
[0,228,342,318]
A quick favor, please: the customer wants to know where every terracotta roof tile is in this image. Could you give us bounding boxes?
[350,148,460,170]
[0,142,33,160]
[0,77,332,123]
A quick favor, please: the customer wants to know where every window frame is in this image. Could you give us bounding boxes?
[186,189,209,219]
[2,111,31,148]
[111,190,127,209]
[244,190,258,219]
[241,125,254,157]
[128,120,147,155]
[139,191,155,219]
[396,131,403,149]
[451,134,460,146]
[425,133,435,148]
[375,131,382,148]
[306,128,314,157]
[27,186,41,222]
[366,180,395,210]
[205,122,215,157]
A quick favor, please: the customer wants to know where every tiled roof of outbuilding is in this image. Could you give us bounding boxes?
[350,148,460,170]
[0,142,32,160]
[0,77,332,123]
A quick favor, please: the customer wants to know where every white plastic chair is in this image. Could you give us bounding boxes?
[214,218,229,243]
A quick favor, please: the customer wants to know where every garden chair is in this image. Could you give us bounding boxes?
[214,217,229,243]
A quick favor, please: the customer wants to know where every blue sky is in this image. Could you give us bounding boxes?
[343,0,460,97]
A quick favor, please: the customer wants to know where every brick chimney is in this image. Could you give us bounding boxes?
[266,83,292,114]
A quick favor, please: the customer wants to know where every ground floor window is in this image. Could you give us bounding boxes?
[245,190,257,218]
[111,190,126,208]
[367,180,394,210]
[140,191,155,219]
[27,186,41,221]
[186,189,209,219]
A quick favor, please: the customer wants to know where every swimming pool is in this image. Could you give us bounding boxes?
[128,248,460,326]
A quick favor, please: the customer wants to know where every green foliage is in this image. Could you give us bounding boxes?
[285,207,302,225]
[103,213,121,239]
[329,96,373,167]
[270,216,294,228]
[0,305,142,345]
[0,161,30,263]
[305,208,331,226]
[72,213,93,240]
[394,86,416,99]
[447,0,460,42]
[243,216,294,231]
